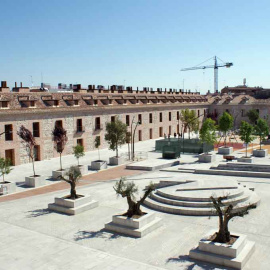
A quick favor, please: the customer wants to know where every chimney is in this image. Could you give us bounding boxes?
[15,82,17,88]
[1,81,7,88]
[20,82,22,87]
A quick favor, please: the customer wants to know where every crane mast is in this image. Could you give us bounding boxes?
[181,56,233,93]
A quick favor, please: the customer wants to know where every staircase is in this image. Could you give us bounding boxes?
[143,181,260,216]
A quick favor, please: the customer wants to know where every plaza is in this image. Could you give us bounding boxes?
[0,139,269,270]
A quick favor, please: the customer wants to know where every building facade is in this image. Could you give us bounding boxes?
[0,81,208,166]
[1,80,269,166]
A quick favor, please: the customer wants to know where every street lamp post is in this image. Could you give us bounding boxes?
[130,116,141,161]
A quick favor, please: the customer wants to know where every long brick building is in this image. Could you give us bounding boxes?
[0,81,269,166]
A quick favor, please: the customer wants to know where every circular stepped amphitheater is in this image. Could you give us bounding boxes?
[143,180,260,216]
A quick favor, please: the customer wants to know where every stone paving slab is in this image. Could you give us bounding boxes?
[0,170,269,270]
[0,221,166,270]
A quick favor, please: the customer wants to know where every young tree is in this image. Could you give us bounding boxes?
[17,125,37,176]
[114,177,155,217]
[210,196,256,243]
[52,126,68,170]
[199,118,217,154]
[218,112,234,147]
[254,118,269,150]
[73,144,85,166]
[247,109,259,124]
[180,109,199,139]
[189,110,200,136]
[126,131,131,160]
[105,118,127,157]
[0,158,12,183]
[59,166,82,199]
[239,121,254,158]
[94,136,101,161]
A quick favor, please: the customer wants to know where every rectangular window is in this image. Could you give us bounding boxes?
[34,145,40,161]
[5,149,15,165]
[77,119,83,132]
[177,111,179,120]
[74,100,79,106]
[138,130,142,141]
[149,113,153,124]
[94,100,98,105]
[95,117,101,130]
[126,115,130,126]
[198,110,200,117]
[5,124,13,141]
[149,128,153,139]
[55,120,63,128]
[159,112,163,122]
[77,139,83,146]
[169,112,171,121]
[54,100,59,107]
[1,101,8,108]
[33,122,40,137]
[138,114,142,124]
[30,101,35,107]
[111,116,115,122]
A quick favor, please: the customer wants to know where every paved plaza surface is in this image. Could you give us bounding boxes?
[1,138,270,269]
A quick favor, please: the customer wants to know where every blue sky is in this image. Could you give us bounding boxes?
[1,0,270,93]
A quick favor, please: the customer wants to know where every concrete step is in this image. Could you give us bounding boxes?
[105,217,162,238]
[195,169,270,178]
[189,240,255,269]
[48,200,98,215]
[144,193,260,216]
[156,189,244,202]
[215,163,270,172]
[150,191,251,208]
[126,160,179,171]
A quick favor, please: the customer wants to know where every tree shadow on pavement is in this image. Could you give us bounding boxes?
[26,208,52,218]
[74,229,121,241]
[166,255,232,270]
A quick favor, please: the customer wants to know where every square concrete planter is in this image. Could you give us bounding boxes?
[25,175,46,187]
[253,149,268,157]
[105,212,162,238]
[52,169,66,180]
[109,156,124,166]
[0,181,16,195]
[91,160,108,170]
[48,194,98,215]
[189,230,255,269]
[198,153,216,163]
[218,146,233,155]
[237,157,253,163]
[76,165,88,175]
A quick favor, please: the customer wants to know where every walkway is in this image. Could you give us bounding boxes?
[0,165,145,203]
